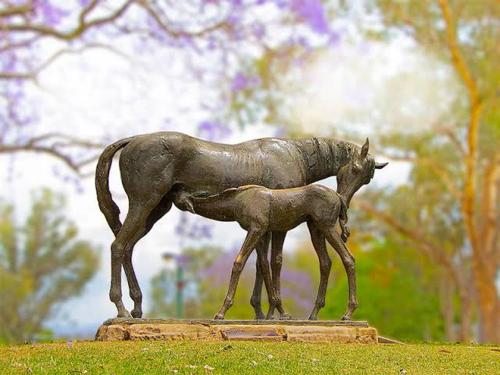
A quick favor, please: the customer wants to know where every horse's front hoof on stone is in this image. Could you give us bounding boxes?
[117,310,131,318]
[131,309,142,318]
[341,314,352,321]
[213,313,224,320]
[255,312,265,320]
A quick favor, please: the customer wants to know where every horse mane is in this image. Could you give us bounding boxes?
[193,185,262,202]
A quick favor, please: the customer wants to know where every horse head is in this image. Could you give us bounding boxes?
[336,138,388,207]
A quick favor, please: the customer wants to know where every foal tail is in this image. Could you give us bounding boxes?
[95,136,134,236]
[338,195,350,242]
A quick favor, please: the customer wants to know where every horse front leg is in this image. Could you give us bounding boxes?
[250,236,268,320]
[323,227,358,320]
[215,229,264,320]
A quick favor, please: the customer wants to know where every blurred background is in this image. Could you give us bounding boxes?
[0,0,498,344]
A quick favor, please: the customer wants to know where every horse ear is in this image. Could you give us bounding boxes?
[360,138,369,158]
[375,161,388,169]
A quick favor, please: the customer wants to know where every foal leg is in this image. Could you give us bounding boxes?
[122,198,173,318]
[307,222,332,320]
[215,229,264,319]
[323,227,358,320]
[254,233,280,320]
[267,231,290,319]
[250,236,269,320]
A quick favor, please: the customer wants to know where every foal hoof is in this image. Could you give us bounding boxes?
[280,313,292,320]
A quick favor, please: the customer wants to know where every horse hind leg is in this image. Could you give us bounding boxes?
[122,197,173,318]
[109,193,166,318]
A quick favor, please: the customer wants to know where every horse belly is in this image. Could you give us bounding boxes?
[176,148,305,194]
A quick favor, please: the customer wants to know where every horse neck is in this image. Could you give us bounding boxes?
[191,195,235,219]
[293,138,360,183]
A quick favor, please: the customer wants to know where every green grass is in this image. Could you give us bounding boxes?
[0,341,498,374]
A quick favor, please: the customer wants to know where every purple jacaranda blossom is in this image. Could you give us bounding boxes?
[197,120,232,141]
[230,73,261,93]
[290,0,329,34]
[329,29,342,46]
[280,268,314,312]
[273,0,289,9]
[34,0,69,26]
[175,212,214,240]
[201,247,250,287]
[251,23,266,39]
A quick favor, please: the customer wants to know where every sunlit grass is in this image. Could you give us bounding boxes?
[1,340,498,374]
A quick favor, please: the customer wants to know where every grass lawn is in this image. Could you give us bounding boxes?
[0,340,498,374]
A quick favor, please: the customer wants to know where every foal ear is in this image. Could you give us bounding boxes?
[360,138,369,158]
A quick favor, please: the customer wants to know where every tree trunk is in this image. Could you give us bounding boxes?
[458,288,473,342]
[476,266,499,343]
[439,276,456,342]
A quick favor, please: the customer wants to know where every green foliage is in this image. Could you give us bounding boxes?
[0,341,498,374]
[320,239,444,341]
[0,189,99,344]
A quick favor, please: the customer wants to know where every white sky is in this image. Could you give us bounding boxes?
[0,13,458,336]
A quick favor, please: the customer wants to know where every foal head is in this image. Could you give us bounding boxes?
[336,138,387,207]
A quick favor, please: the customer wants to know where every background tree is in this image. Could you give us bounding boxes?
[0,0,336,174]
[360,0,500,343]
[0,189,99,344]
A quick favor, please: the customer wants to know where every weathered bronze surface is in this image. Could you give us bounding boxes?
[95,132,387,319]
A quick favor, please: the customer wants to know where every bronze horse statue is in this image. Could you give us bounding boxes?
[95,132,387,318]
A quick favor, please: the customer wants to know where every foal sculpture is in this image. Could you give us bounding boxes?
[175,184,358,320]
[95,132,387,318]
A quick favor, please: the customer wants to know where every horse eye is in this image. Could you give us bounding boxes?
[352,163,362,173]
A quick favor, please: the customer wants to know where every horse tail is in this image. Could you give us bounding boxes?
[95,136,134,236]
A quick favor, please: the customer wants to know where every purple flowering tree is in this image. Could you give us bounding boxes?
[0,0,338,174]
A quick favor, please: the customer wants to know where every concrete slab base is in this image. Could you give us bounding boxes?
[95,319,378,343]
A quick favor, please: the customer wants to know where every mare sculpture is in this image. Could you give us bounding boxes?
[95,132,387,318]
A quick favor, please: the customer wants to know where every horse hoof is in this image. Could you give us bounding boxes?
[341,315,352,321]
[213,314,224,320]
[280,313,292,320]
[117,310,131,318]
[255,313,265,320]
[131,309,142,318]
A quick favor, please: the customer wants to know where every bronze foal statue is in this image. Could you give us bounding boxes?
[95,132,387,318]
[175,184,358,321]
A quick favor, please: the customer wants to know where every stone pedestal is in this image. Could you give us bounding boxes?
[95,318,378,343]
